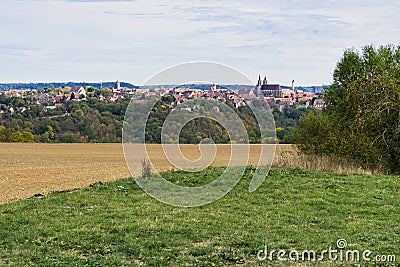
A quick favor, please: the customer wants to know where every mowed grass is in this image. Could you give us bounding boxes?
[0,167,399,266]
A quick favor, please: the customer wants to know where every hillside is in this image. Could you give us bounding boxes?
[0,167,398,266]
[0,94,311,144]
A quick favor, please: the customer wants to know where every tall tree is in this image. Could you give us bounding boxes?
[297,45,400,172]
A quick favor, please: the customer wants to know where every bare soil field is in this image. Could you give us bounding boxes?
[0,143,296,204]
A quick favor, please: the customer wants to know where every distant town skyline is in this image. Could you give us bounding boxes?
[1,0,399,86]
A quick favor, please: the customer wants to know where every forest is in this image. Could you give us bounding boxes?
[0,93,311,144]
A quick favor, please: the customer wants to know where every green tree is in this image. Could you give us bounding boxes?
[297,44,400,172]
[0,126,11,142]
[43,126,55,142]
[9,131,34,143]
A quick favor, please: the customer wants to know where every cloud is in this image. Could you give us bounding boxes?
[0,0,399,84]
[65,0,134,2]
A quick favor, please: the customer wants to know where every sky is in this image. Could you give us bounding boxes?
[0,0,399,86]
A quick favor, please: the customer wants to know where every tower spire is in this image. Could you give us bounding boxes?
[263,76,267,85]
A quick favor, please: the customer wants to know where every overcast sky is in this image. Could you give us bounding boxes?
[1,0,399,86]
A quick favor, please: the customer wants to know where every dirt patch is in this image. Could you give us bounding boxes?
[0,143,131,204]
[0,143,294,204]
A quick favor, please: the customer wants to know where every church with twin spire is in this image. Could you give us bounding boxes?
[255,75,282,97]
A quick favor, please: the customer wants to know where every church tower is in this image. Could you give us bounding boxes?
[255,75,261,92]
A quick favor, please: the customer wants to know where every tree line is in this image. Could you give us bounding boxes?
[0,94,308,144]
[0,97,130,143]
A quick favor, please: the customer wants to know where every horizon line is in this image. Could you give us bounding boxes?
[0,81,328,87]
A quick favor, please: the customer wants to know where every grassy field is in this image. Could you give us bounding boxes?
[0,166,398,266]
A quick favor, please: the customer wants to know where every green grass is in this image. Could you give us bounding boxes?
[0,167,399,266]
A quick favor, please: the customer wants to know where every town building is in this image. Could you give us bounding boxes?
[256,75,282,97]
[70,86,86,98]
